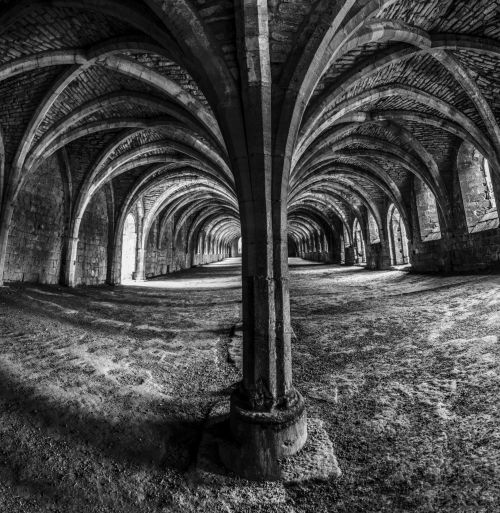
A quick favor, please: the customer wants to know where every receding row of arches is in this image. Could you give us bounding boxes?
[116,139,498,281]
[2,136,495,288]
[351,205,409,267]
[119,206,240,284]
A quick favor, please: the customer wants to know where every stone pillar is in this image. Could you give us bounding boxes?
[377,219,393,270]
[314,231,322,260]
[63,235,80,286]
[106,225,115,285]
[366,211,391,270]
[210,0,307,481]
[199,230,205,262]
[222,204,306,481]
[326,233,336,264]
[134,248,145,281]
[204,233,209,255]
[344,245,355,265]
[133,215,145,281]
[380,238,392,269]
[200,231,205,255]
[322,233,328,254]
[0,200,14,286]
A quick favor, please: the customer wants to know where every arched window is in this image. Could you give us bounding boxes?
[353,219,366,264]
[368,211,380,244]
[121,213,137,281]
[414,179,442,241]
[387,204,409,265]
[237,237,242,254]
[457,141,499,233]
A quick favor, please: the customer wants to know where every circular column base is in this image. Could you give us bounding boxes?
[218,390,307,481]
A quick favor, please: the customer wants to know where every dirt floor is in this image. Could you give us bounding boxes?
[0,258,499,512]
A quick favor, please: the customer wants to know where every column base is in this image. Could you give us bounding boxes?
[132,272,146,281]
[218,390,307,481]
[195,400,340,485]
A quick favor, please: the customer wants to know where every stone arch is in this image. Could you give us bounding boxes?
[353,218,366,264]
[457,141,499,233]
[121,213,137,281]
[387,204,409,266]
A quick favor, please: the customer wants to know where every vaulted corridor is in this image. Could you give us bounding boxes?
[1,259,499,512]
[2,0,500,506]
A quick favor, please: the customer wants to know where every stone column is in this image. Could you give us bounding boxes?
[222,201,306,480]
[133,215,145,281]
[134,248,146,281]
[231,238,239,256]
[204,233,209,256]
[198,230,205,263]
[217,2,306,482]
[344,244,355,265]
[106,225,115,285]
[378,220,394,270]
[326,233,336,264]
[0,200,14,286]
[63,235,79,286]
[314,231,321,260]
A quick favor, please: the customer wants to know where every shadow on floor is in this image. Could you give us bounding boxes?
[0,366,212,473]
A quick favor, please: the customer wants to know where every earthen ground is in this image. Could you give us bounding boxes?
[0,258,499,512]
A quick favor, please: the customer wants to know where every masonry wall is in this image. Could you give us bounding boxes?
[410,180,454,273]
[411,225,500,273]
[3,155,65,284]
[448,150,500,271]
[457,142,499,233]
[75,189,109,285]
[410,153,500,273]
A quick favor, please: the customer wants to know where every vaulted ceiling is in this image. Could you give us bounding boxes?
[1,0,499,251]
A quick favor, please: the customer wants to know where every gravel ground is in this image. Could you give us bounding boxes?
[0,258,499,512]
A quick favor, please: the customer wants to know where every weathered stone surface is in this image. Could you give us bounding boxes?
[3,155,65,284]
[2,0,500,487]
[197,415,339,483]
[74,189,109,286]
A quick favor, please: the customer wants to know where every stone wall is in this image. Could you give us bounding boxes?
[456,142,499,234]
[74,189,109,285]
[446,145,500,271]
[410,161,500,273]
[414,178,442,242]
[3,155,65,284]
